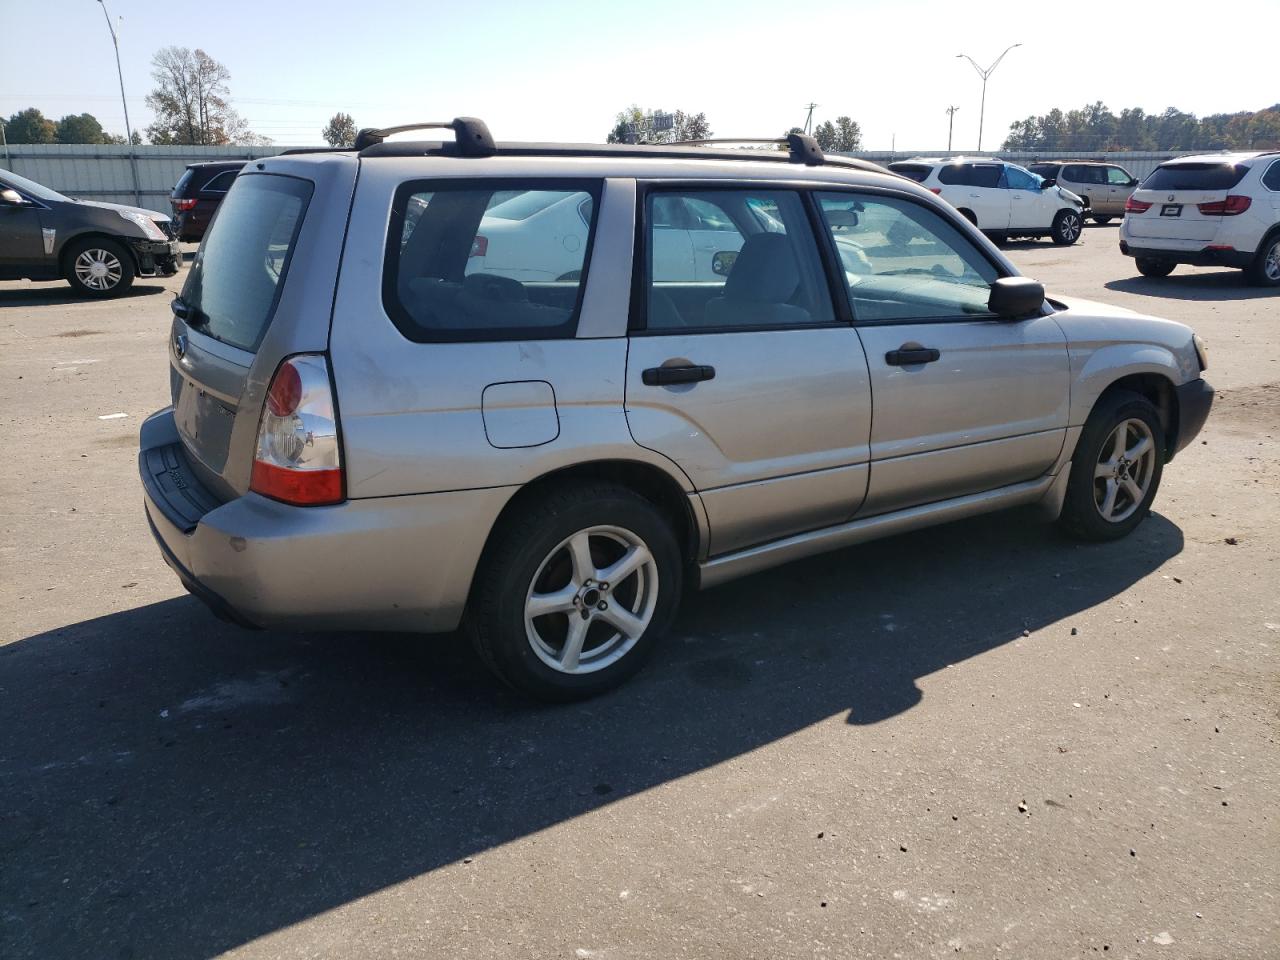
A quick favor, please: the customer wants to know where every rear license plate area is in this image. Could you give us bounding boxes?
[1160,204,1182,217]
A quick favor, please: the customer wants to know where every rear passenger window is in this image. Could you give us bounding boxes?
[384,181,599,342]
[937,164,971,186]
[1263,160,1280,191]
[643,189,835,331]
[941,164,1001,188]
[817,192,999,322]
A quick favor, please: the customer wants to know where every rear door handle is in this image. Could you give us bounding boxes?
[885,347,940,366]
[642,364,716,386]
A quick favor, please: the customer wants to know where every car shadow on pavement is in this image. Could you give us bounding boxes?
[0,507,1183,959]
[1105,273,1273,301]
[0,284,169,307]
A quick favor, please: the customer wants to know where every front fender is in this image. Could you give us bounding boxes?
[1069,342,1193,425]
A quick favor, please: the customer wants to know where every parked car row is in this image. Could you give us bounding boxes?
[139,120,1215,700]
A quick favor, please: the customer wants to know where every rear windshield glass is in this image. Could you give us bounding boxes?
[1143,163,1249,191]
[179,173,312,353]
[888,163,932,183]
[172,169,195,196]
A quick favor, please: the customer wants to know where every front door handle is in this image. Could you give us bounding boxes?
[885,346,940,366]
[642,364,716,386]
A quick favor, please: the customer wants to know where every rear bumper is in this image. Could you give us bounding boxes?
[139,407,513,633]
[1172,377,1214,457]
[1119,240,1254,269]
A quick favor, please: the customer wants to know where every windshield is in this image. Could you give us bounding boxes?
[179,174,312,353]
[0,168,68,203]
[1143,163,1249,191]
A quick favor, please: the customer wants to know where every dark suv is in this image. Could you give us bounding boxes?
[170,161,246,242]
[0,167,180,297]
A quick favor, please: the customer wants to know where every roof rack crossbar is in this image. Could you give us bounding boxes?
[355,118,495,156]
[665,134,824,166]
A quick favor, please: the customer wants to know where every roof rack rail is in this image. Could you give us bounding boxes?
[354,117,495,155]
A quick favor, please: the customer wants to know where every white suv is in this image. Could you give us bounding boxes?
[1120,152,1280,286]
[888,158,1086,245]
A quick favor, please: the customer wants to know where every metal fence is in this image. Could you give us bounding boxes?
[2,144,1199,210]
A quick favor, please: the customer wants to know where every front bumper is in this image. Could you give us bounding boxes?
[129,238,182,277]
[1119,240,1253,269]
[1172,378,1214,457]
[138,407,513,633]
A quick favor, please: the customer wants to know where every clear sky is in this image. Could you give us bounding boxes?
[2,0,1276,151]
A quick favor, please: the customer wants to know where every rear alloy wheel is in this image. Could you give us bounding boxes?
[1092,215,1113,225]
[1051,209,1083,245]
[1059,390,1164,542]
[65,237,135,297]
[1245,233,1280,288]
[1135,257,1176,278]
[470,483,682,700]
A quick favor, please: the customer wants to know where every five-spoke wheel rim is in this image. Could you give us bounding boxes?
[1264,239,1280,282]
[1094,418,1156,523]
[74,248,123,291]
[1060,213,1081,242]
[525,525,659,675]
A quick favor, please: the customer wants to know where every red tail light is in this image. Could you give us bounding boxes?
[1125,197,1152,214]
[1197,195,1251,216]
[470,235,488,257]
[250,355,344,506]
[173,198,197,212]
[930,188,942,195]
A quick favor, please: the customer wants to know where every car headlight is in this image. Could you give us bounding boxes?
[117,209,168,241]
[1193,333,1209,372]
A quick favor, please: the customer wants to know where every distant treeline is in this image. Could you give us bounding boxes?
[1003,103,1280,152]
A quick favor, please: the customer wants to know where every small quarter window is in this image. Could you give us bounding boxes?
[1262,159,1280,192]
[384,181,599,342]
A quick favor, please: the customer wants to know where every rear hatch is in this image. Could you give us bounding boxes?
[1126,161,1249,241]
[887,162,933,183]
[168,171,316,500]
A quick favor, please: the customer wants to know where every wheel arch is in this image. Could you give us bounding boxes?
[1092,371,1180,460]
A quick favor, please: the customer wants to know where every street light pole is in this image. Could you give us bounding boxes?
[956,44,1021,152]
[946,105,960,152]
[97,0,142,206]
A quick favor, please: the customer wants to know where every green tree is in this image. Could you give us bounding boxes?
[55,113,109,144]
[813,120,837,151]
[145,46,266,145]
[833,116,862,151]
[4,107,56,144]
[321,112,357,147]
[605,106,712,144]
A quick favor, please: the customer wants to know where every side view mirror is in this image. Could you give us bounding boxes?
[711,250,739,276]
[1040,178,1057,190]
[988,277,1045,320]
[1128,177,1139,187]
[0,188,26,206]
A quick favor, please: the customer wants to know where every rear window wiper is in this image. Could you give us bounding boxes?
[171,295,208,327]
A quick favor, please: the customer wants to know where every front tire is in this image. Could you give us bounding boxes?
[1135,257,1176,278]
[1058,390,1164,542]
[64,237,135,297]
[1245,232,1280,288]
[469,482,683,701]
[1051,209,1083,245]
[1092,215,1113,225]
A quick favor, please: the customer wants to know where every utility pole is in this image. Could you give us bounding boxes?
[956,44,1022,152]
[946,105,960,152]
[0,119,10,170]
[802,102,818,135]
[97,0,141,206]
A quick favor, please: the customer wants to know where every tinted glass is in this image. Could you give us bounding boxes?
[1262,160,1280,191]
[817,192,999,322]
[172,169,196,196]
[1028,163,1059,178]
[888,163,933,183]
[180,174,312,353]
[385,182,597,342]
[1107,167,1133,186]
[1144,163,1249,191]
[645,190,834,331]
[937,163,971,185]
[969,165,1002,188]
[201,170,238,192]
[1004,165,1040,190]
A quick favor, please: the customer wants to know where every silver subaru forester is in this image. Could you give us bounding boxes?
[140,118,1213,700]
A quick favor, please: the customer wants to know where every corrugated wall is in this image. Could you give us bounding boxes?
[3,144,1198,211]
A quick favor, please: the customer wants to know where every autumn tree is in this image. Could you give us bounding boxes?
[322,112,358,147]
[145,47,266,145]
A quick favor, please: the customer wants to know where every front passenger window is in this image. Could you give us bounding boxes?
[817,192,999,322]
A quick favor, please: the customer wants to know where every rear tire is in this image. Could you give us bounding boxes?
[1245,231,1280,287]
[1135,257,1176,278]
[1058,390,1164,542]
[469,482,683,701]
[64,237,135,298]
[1051,209,1083,245]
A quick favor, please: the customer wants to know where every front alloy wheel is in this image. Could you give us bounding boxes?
[1092,418,1157,524]
[1052,209,1083,245]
